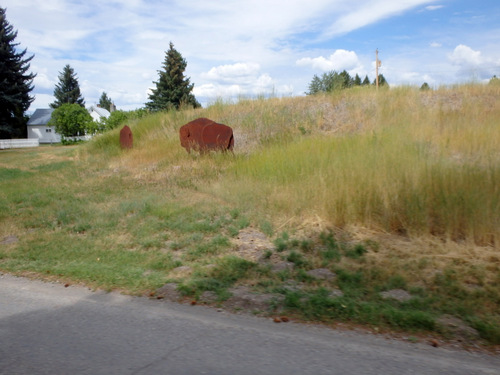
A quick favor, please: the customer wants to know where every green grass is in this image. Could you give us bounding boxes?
[1,83,499,344]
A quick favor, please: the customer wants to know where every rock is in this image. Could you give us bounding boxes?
[0,235,18,245]
[155,283,181,301]
[199,291,218,304]
[222,286,283,312]
[169,265,192,277]
[380,289,413,302]
[329,289,344,298]
[233,228,273,262]
[271,261,295,273]
[436,314,480,340]
[306,268,336,280]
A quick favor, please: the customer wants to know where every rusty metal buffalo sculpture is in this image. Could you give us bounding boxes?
[179,118,234,153]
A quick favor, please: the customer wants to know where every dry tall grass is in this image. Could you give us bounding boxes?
[84,83,500,248]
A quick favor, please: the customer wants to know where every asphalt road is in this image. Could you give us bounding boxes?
[1,273,499,375]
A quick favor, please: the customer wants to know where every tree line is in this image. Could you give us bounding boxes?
[0,7,199,139]
[306,70,388,95]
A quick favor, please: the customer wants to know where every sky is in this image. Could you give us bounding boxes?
[3,0,500,111]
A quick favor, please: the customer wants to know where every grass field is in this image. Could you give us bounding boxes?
[1,84,499,345]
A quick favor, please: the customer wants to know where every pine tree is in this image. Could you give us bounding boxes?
[0,7,36,138]
[146,42,200,111]
[98,92,112,111]
[306,74,323,95]
[420,82,431,91]
[353,74,362,86]
[50,64,85,108]
[362,75,370,85]
[373,74,389,87]
[339,70,353,89]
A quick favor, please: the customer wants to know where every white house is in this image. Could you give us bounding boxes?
[88,105,111,123]
[27,106,111,144]
[27,108,60,144]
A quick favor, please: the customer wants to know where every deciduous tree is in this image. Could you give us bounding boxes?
[48,103,93,139]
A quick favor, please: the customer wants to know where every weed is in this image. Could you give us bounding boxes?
[274,232,290,252]
[344,244,368,259]
[263,250,273,259]
[259,221,273,237]
[299,239,313,252]
[286,251,308,268]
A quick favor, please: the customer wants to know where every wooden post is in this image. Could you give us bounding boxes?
[375,49,381,89]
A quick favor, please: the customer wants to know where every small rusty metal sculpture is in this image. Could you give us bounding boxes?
[179,118,234,153]
[120,125,133,149]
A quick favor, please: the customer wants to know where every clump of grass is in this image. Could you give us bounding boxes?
[178,256,258,299]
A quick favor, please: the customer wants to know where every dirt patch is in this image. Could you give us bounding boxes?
[0,235,18,245]
[232,227,274,262]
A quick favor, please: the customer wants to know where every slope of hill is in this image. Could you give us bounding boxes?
[1,84,499,346]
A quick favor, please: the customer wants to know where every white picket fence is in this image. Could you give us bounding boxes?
[0,138,39,150]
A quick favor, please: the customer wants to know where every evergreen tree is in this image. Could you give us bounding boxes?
[420,82,431,91]
[50,64,85,108]
[306,70,354,95]
[373,74,389,87]
[0,7,36,138]
[98,92,112,111]
[306,74,323,95]
[339,70,353,89]
[353,74,362,86]
[146,42,200,111]
[362,75,370,85]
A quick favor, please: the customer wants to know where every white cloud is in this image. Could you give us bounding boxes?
[448,44,500,80]
[449,44,483,66]
[430,42,442,48]
[323,0,437,37]
[296,50,362,72]
[425,5,444,11]
[195,63,277,103]
[203,63,261,83]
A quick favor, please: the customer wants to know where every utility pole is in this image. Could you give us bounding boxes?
[375,49,381,89]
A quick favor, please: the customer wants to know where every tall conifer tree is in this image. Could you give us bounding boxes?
[146,42,200,111]
[98,92,112,111]
[50,64,85,108]
[0,7,36,138]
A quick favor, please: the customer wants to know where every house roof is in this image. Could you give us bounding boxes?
[27,108,54,126]
[89,106,111,118]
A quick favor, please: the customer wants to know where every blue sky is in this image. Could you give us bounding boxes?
[3,0,500,111]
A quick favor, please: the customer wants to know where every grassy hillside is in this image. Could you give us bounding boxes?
[1,84,499,345]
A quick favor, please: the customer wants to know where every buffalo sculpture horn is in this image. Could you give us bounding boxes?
[179,118,234,153]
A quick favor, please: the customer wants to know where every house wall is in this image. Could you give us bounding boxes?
[28,126,61,144]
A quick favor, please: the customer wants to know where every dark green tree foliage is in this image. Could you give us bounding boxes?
[98,92,112,111]
[48,103,93,138]
[362,75,370,85]
[354,74,362,86]
[306,70,364,95]
[0,7,36,138]
[420,82,431,91]
[146,42,200,111]
[373,74,389,87]
[50,64,85,108]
